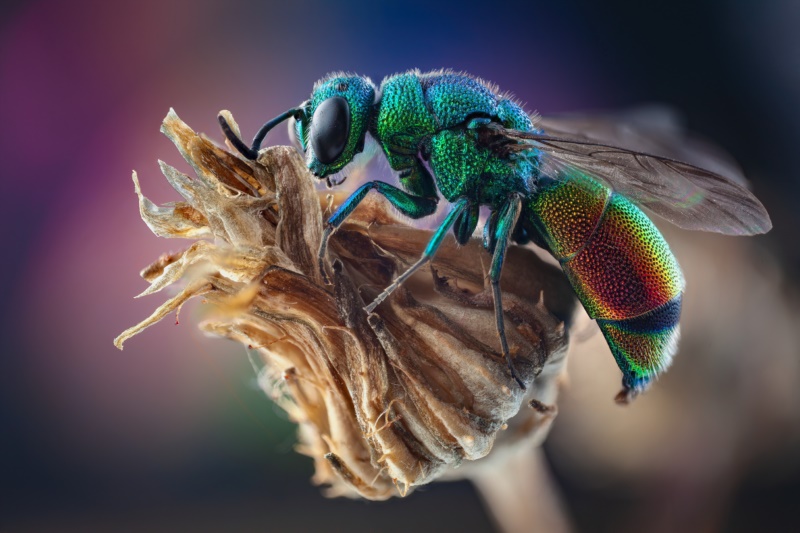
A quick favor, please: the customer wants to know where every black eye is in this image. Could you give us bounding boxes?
[310,97,350,165]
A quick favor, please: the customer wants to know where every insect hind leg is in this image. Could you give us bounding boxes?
[489,194,526,389]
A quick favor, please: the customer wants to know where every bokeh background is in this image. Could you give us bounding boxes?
[2,0,799,531]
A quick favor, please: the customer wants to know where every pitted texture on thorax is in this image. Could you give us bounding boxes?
[375,71,539,203]
[375,73,437,171]
[420,73,499,129]
[375,72,536,161]
[429,129,531,204]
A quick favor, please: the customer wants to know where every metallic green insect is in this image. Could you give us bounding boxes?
[219,69,771,402]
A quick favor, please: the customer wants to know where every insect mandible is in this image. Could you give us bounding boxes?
[219,69,771,402]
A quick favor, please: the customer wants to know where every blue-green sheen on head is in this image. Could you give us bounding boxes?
[304,73,376,178]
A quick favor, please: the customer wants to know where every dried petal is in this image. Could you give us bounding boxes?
[116,109,577,499]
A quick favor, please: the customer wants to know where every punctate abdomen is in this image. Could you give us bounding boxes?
[527,172,684,393]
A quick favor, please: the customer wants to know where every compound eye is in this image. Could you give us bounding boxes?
[310,97,350,164]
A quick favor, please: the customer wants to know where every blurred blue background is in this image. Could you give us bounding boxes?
[1,0,798,531]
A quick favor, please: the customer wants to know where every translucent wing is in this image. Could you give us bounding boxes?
[538,106,749,185]
[480,110,772,235]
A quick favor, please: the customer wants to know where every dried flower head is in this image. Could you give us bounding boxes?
[115,110,577,499]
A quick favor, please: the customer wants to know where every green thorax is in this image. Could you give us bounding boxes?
[371,70,538,206]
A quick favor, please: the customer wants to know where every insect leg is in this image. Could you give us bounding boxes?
[483,209,499,253]
[490,194,525,389]
[364,198,469,313]
[454,202,480,245]
[318,181,438,284]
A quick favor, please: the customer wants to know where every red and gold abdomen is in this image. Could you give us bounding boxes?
[527,172,684,396]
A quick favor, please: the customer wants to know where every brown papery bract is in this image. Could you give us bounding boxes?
[115,109,577,501]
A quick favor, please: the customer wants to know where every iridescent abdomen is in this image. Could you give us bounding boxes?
[528,172,684,392]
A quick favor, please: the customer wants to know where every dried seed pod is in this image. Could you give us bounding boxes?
[115,109,577,500]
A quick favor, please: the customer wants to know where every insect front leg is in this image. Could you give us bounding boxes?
[318,181,438,284]
[489,194,526,389]
[364,198,469,313]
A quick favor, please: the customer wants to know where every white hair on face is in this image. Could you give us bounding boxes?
[315,133,380,189]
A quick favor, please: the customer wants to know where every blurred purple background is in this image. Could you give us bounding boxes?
[2,0,798,531]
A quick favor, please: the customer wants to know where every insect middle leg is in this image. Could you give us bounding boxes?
[364,198,469,313]
[318,181,438,283]
[489,194,525,389]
